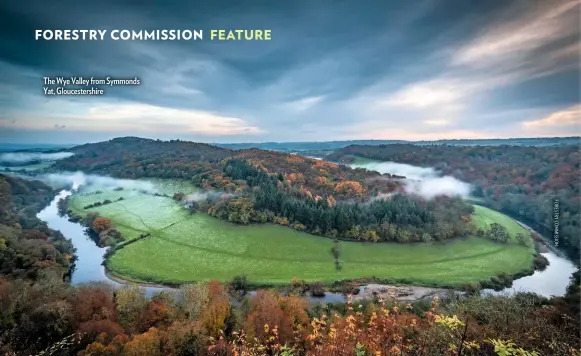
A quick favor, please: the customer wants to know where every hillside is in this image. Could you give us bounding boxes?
[55,137,401,200]
[327,143,581,260]
[0,174,74,280]
[59,136,233,172]
[52,137,473,243]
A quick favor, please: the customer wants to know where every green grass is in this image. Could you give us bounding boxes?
[69,180,199,240]
[471,205,528,242]
[70,180,535,286]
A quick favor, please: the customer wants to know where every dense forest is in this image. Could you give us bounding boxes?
[53,137,474,242]
[327,144,581,260]
[0,174,74,281]
[1,276,579,355]
[206,158,473,242]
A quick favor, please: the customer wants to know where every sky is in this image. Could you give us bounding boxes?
[0,0,579,144]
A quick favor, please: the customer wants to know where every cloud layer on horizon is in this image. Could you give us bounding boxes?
[0,0,579,144]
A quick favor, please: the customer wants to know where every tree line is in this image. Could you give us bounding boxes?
[54,137,474,243]
[328,143,581,260]
[182,159,474,242]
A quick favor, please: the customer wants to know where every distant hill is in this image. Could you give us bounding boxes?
[3,137,577,154]
[56,136,233,172]
[0,143,75,152]
[217,140,407,152]
[217,137,580,152]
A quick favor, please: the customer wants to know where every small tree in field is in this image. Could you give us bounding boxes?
[486,223,509,243]
[92,217,112,233]
[515,232,530,246]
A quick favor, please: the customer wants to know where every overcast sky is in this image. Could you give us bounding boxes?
[0,0,579,144]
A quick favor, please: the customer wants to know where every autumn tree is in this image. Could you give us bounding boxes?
[164,321,208,356]
[199,281,230,337]
[115,285,147,332]
[122,327,163,356]
[244,290,294,343]
[139,299,172,332]
[177,283,209,320]
[92,217,112,233]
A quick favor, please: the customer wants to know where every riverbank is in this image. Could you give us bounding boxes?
[106,266,460,303]
[105,263,454,297]
[34,182,576,300]
[355,284,458,302]
[105,269,178,289]
[50,173,536,289]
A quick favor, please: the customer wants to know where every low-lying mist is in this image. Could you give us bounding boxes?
[0,152,74,164]
[41,172,156,192]
[182,191,235,203]
[34,172,234,204]
[356,161,472,199]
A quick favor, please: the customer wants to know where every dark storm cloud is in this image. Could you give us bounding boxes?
[0,0,578,143]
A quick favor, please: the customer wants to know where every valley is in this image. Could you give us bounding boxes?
[2,2,579,352]
[2,137,578,356]
[4,138,565,290]
[62,177,535,288]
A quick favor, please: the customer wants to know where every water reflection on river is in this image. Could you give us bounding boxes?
[37,189,577,300]
[483,251,576,298]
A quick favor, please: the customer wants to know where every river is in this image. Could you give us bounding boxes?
[37,189,168,297]
[37,187,577,301]
[350,159,578,298]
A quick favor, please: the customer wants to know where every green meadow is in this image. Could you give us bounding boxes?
[69,180,535,286]
[471,205,527,241]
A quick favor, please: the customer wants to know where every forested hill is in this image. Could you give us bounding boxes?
[0,174,74,281]
[327,144,581,260]
[52,137,474,243]
[61,136,233,169]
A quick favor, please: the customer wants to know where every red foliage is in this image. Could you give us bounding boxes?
[245,290,295,343]
[68,284,117,323]
[92,217,113,233]
[200,281,230,337]
[139,300,171,331]
[78,320,124,342]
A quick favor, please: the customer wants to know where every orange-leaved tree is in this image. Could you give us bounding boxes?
[92,217,112,233]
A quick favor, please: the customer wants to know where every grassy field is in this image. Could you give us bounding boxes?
[69,179,199,240]
[472,205,526,242]
[70,180,535,286]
